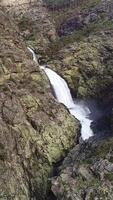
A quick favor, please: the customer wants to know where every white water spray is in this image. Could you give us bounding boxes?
[43,68,75,108]
[42,68,93,140]
[28,47,93,140]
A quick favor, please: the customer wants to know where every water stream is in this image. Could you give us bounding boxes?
[41,66,93,140]
[27,47,38,63]
[28,47,94,140]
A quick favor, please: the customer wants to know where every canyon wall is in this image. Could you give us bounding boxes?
[1,0,57,50]
[0,4,79,200]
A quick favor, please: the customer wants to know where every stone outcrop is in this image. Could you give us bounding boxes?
[1,0,57,50]
[51,138,113,200]
[47,31,113,103]
[57,0,113,36]
[44,0,113,55]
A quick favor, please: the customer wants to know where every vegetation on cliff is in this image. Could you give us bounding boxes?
[1,0,113,199]
[0,5,79,200]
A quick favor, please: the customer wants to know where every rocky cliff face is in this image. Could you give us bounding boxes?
[43,1,113,199]
[1,0,57,50]
[0,5,79,200]
[46,0,113,103]
[51,138,113,200]
[1,0,113,199]
[48,32,113,102]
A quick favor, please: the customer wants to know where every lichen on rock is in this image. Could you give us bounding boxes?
[51,138,113,200]
[0,5,79,200]
[1,0,113,199]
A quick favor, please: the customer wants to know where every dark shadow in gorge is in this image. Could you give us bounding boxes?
[84,98,113,141]
[71,97,113,142]
[47,191,57,200]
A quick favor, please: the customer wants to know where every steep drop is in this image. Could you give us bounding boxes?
[28,47,93,140]
[42,67,93,140]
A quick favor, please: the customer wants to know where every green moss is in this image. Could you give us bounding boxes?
[45,30,86,58]
[51,0,100,25]
[76,177,101,190]
[20,94,40,114]
[18,16,31,31]
[81,0,101,11]
[105,173,113,182]
[46,15,113,58]
[0,193,15,200]
[45,0,113,58]
[95,139,113,159]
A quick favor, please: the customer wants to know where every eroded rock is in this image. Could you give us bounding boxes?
[0,6,79,200]
[51,139,113,200]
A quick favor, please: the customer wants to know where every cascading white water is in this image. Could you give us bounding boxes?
[27,47,38,63]
[42,67,93,140]
[42,67,75,108]
[28,47,94,140]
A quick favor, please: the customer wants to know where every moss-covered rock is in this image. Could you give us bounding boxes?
[48,32,113,102]
[0,6,80,200]
[51,138,113,200]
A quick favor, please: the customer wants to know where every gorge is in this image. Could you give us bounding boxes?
[28,46,113,199]
[1,0,113,199]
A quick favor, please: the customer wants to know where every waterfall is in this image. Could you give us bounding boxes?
[42,67,93,140]
[42,67,75,108]
[28,47,93,140]
[27,47,38,63]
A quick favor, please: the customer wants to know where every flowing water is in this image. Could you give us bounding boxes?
[41,67,93,140]
[28,47,94,140]
[27,47,38,63]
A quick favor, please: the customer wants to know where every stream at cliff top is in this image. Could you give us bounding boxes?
[28,47,112,141]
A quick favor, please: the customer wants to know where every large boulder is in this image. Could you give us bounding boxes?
[51,138,113,200]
